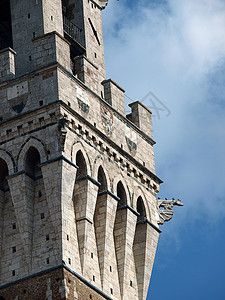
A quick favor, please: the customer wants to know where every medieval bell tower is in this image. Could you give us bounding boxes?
[0,0,181,299]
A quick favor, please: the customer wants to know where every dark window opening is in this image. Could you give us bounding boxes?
[25,146,41,179]
[97,166,107,193]
[76,150,87,179]
[117,181,127,207]
[0,0,13,51]
[137,197,146,222]
[0,158,9,192]
[62,0,85,70]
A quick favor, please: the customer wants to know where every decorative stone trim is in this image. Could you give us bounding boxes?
[98,190,120,201]
[75,175,101,187]
[39,155,78,169]
[32,31,71,46]
[76,217,93,224]
[6,170,43,181]
[137,218,162,233]
[117,205,140,217]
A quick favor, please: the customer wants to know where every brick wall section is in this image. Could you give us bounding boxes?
[0,267,110,300]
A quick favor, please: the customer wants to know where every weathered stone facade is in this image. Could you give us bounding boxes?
[0,0,174,299]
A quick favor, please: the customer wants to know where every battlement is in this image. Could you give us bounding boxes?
[0,48,16,82]
[0,1,171,300]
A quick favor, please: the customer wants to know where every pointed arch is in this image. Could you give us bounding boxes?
[112,176,130,207]
[0,158,9,191]
[71,141,91,176]
[0,149,15,175]
[24,147,41,179]
[133,187,151,221]
[17,137,46,172]
[76,150,87,179]
[116,181,127,207]
[97,166,107,192]
[92,155,110,190]
[136,196,146,222]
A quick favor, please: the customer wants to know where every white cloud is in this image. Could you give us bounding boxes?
[102,0,225,224]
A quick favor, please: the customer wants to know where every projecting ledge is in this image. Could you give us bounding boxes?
[0,47,16,83]
[137,218,162,233]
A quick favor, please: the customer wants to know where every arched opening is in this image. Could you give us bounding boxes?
[25,147,41,179]
[136,197,146,222]
[117,181,127,207]
[97,166,107,193]
[0,158,9,192]
[0,0,13,50]
[76,150,87,179]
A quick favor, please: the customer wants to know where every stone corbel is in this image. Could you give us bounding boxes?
[98,0,109,9]
[156,198,183,225]
[58,117,69,152]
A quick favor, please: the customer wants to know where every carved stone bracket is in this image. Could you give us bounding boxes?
[58,117,69,152]
[156,198,183,225]
[98,0,109,9]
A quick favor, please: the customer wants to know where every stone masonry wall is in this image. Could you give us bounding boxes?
[0,266,111,300]
[0,1,161,299]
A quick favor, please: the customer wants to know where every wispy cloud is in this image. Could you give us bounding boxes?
[102,0,225,225]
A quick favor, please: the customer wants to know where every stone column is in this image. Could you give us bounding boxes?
[0,190,4,279]
[133,220,160,300]
[114,206,138,300]
[94,191,121,298]
[41,158,78,269]
[74,176,101,286]
[7,172,34,274]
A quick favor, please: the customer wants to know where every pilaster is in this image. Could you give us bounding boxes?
[74,176,101,286]
[7,173,34,273]
[134,221,160,300]
[114,206,138,299]
[41,158,78,268]
[0,190,4,274]
[94,191,121,298]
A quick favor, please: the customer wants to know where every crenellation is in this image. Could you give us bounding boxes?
[0,0,176,299]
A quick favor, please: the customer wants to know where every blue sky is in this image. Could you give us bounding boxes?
[102,0,225,299]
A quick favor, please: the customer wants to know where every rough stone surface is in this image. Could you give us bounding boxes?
[0,1,164,299]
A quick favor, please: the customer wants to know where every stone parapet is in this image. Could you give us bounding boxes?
[102,79,126,116]
[0,48,16,83]
[32,32,71,72]
[128,101,153,139]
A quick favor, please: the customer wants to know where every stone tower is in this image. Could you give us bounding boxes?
[0,0,180,299]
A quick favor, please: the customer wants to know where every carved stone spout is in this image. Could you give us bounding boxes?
[157,198,183,225]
